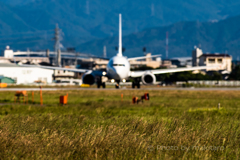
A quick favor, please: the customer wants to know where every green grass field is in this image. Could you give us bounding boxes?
[0,89,239,159]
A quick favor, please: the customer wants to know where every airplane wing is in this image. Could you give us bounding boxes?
[19,64,108,78]
[19,64,90,73]
[127,54,161,61]
[130,66,218,77]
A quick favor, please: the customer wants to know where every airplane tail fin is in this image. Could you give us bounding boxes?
[117,14,122,57]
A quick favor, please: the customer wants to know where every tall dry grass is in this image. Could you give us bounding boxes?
[0,90,239,159]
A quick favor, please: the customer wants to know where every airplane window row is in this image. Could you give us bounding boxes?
[113,64,125,66]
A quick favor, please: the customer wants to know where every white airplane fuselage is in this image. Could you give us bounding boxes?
[106,55,130,81]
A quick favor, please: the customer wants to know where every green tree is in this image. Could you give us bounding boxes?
[211,72,222,80]
[228,65,240,80]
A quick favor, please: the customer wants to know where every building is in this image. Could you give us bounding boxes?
[53,69,77,80]
[0,46,96,67]
[1,46,163,69]
[160,60,173,68]
[94,53,162,69]
[0,76,15,84]
[0,46,50,64]
[199,54,232,72]
[192,47,232,73]
[171,57,192,67]
[128,53,161,69]
[0,63,54,84]
[3,46,14,58]
[192,47,203,66]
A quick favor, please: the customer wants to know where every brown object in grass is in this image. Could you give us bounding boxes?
[14,91,28,104]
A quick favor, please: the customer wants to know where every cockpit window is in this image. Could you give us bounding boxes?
[113,64,125,66]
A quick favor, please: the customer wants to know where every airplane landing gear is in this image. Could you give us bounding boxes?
[115,80,120,89]
[97,77,106,88]
[102,82,106,88]
[132,80,140,89]
[97,82,106,88]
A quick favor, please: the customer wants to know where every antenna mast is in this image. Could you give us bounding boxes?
[54,24,64,52]
[166,31,169,59]
[103,45,107,58]
[53,24,64,66]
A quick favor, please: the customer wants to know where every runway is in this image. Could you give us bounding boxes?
[1,87,240,91]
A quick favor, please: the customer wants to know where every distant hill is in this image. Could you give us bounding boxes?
[0,0,240,56]
[77,15,240,59]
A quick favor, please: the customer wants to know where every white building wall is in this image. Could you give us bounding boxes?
[199,56,232,72]
[54,70,75,76]
[192,48,203,66]
[0,67,53,84]
[4,50,14,58]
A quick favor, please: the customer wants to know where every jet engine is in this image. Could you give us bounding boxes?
[141,72,156,85]
[82,71,95,85]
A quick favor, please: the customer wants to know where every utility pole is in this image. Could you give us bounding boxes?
[143,47,146,56]
[46,49,50,58]
[166,32,169,59]
[75,52,79,67]
[27,48,30,57]
[103,46,107,58]
[57,49,61,67]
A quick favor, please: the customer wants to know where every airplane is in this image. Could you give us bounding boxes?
[21,14,218,89]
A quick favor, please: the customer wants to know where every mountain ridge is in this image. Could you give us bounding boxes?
[77,15,240,59]
[0,0,240,58]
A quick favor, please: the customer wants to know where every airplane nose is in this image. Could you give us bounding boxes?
[115,68,124,79]
[115,68,120,74]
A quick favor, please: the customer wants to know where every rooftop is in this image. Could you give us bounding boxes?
[0,63,41,68]
[201,53,231,57]
[171,57,192,61]
[0,63,20,67]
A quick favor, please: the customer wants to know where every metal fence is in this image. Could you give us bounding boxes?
[176,81,240,86]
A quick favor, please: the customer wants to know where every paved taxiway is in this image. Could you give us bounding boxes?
[1,87,240,91]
